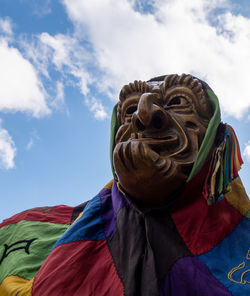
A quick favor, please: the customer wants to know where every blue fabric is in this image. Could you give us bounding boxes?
[199,217,250,295]
[53,194,105,248]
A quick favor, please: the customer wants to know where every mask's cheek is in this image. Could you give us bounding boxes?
[185,118,208,149]
[113,142,129,174]
[175,113,208,150]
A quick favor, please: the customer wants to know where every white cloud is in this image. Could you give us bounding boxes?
[56,81,64,102]
[21,36,50,79]
[40,33,73,70]
[23,32,92,95]
[50,81,65,109]
[32,0,52,17]
[26,129,40,151]
[84,97,108,120]
[39,33,92,95]
[0,119,16,169]
[20,0,52,18]
[0,39,50,117]
[243,140,250,162]
[26,138,34,151]
[0,17,13,36]
[63,0,250,118]
[23,32,100,117]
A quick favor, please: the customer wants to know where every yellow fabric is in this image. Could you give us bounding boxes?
[211,152,222,197]
[235,144,241,172]
[236,156,241,171]
[231,146,234,180]
[0,276,33,296]
[225,177,250,216]
[73,211,83,224]
[103,179,114,190]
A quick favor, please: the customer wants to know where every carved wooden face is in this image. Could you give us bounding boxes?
[113,74,212,206]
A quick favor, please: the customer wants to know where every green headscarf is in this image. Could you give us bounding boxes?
[110,79,221,183]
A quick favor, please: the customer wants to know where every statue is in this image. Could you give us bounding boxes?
[0,74,249,296]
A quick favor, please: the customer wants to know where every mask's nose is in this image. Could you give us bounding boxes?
[132,93,168,132]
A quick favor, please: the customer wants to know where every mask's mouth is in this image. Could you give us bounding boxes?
[128,124,188,159]
[131,133,179,157]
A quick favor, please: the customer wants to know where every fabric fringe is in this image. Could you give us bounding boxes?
[203,124,243,205]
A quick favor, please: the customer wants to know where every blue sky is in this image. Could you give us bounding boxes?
[0,0,250,221]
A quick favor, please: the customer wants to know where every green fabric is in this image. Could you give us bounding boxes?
[245,210,250,219]
[110,103,120,177]
[0,220,68,283]
[187,89,221,181]
[110,89,221,182]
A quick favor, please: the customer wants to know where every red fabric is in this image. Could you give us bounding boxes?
[230,125,243,165]
[33,240,124,296]
[170,166,243,255]
[0,205,73,227]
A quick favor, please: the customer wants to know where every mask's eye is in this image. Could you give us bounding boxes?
[125,105,137,116]
[167,96,189,107]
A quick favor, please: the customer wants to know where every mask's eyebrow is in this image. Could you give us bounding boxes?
[119,80,149,103]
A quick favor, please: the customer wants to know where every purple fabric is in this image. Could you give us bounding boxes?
[111,181,130,215]
[99,181,130,238]
[160,257,231,296]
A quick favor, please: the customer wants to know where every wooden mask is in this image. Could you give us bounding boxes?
[113,74,213,206]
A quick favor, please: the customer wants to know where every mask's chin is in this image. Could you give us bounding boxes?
[115,162,188,207]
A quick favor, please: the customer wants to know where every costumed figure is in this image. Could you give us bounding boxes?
[0,74,249,296]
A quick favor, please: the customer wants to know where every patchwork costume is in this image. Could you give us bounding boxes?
[0,82,249,295]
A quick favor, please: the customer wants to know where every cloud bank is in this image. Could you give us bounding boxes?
[3,1,250,120]
[63,0,250,119]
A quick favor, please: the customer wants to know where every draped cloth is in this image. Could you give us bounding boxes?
[0,81,250,295]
